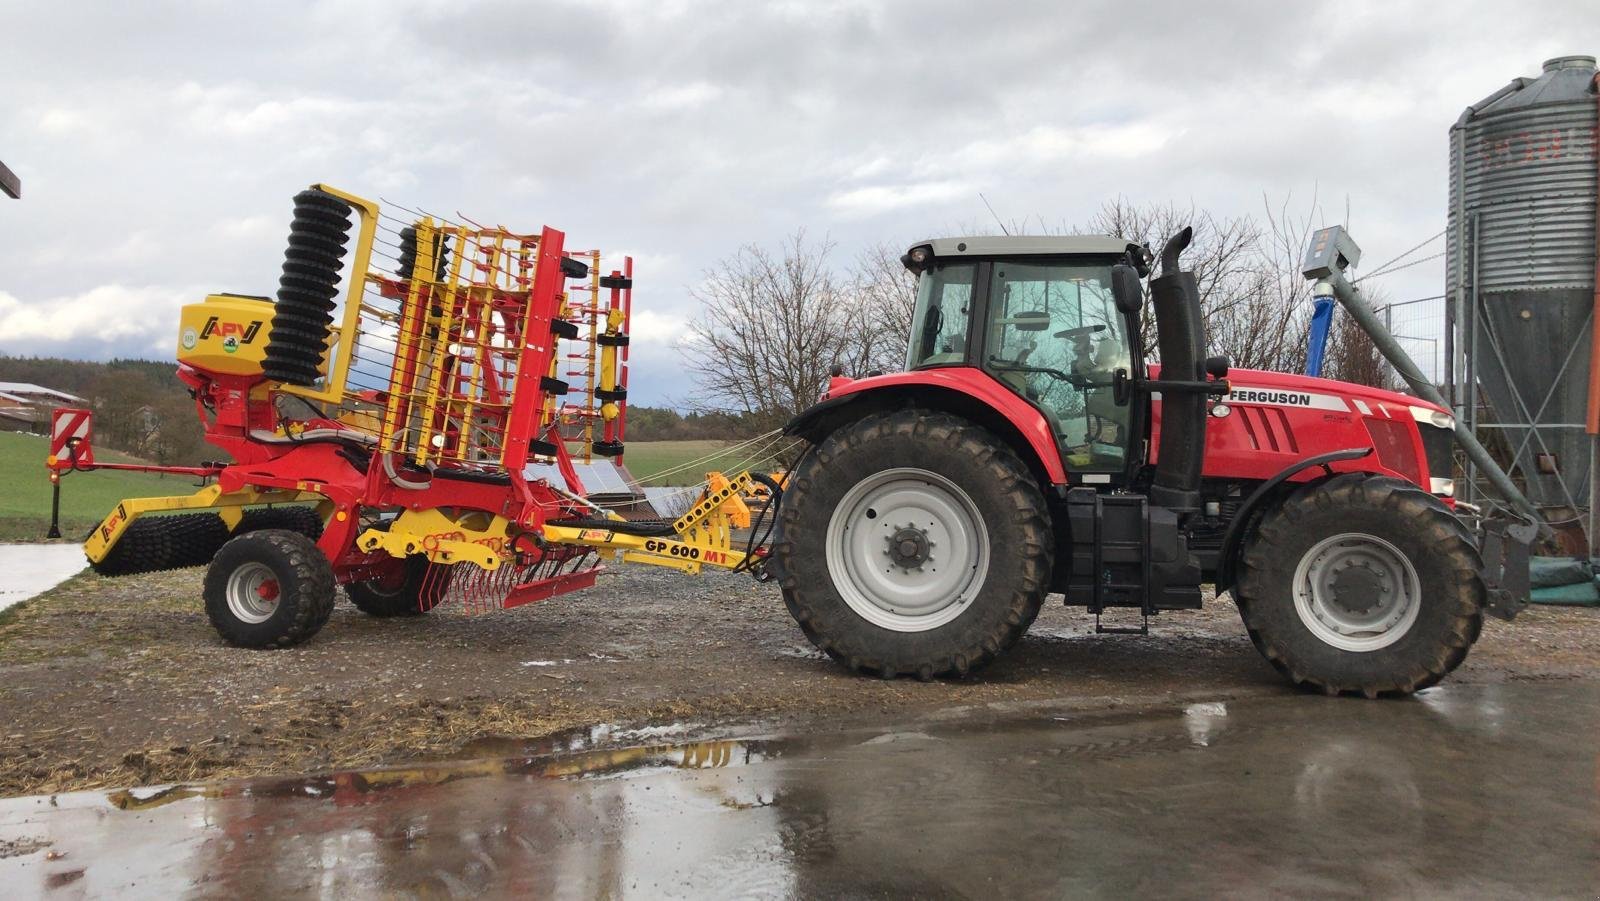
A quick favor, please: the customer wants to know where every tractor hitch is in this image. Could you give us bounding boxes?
[1478,516,1537,620]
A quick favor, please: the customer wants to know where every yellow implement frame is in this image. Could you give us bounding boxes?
[355,508,514,570]
[341,471,764,576]
[541,471,760,574]
[84,485,328,564]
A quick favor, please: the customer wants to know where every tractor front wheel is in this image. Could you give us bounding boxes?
[1234,473,1485,696]
[776,410,1053,679]
[204,529,336,649]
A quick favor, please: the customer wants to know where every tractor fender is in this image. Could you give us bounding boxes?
[1213,447,1373,592]
[785,371,1067,486]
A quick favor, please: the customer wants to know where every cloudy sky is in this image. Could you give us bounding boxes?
[2,0,1597,405]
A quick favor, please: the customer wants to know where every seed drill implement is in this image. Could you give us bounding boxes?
[57,185,776,647]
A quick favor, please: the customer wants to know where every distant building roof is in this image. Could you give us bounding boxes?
[0,382,83,403]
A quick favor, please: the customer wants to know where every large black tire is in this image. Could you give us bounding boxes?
[345,555,446,617]
[775,411,1053,680]
[234,506,324,540]
[1234,473,1486,697]
[203,529,336,649]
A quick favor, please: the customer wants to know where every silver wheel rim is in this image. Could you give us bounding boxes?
[825,467,989,633]
[1292,532,1420,652]
[226,561,281,624]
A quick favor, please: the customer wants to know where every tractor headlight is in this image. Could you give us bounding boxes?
[1408,405,1455,431]
[909,246,932,265]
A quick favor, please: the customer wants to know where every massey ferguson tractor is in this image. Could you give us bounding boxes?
[773,228,1531,697]
[58,184,1530,698]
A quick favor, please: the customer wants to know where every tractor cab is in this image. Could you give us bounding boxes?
[901,236,1149,475]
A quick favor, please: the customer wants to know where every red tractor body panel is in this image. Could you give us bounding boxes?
[824,365,1447,492]
[1154,366,1447,490]
[822,369,1070,483]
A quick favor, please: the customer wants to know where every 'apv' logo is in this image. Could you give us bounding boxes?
[200,317,264,346]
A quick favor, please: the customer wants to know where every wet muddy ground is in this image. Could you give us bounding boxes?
[1,562,1598,797]
[1,680,1595,897]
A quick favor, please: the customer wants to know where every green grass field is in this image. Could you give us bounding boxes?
[622,440,749,486]
[0,432,201,541]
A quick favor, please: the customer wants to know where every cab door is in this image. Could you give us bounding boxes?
[978,259,1138,477]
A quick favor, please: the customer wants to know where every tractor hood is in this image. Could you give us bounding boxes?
[1186,366,1452,423]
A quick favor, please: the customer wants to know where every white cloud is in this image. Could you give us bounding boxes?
[0,286,196,345]
[641,81,724,111]
[826,181,971,218]
[628,308,689,345]
[37,108,89,134]
[214,216,277,240]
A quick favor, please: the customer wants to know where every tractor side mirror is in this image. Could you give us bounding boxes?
[1111,264,1144,316]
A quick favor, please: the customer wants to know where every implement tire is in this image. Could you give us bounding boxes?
[775,410,1052,680]
[204,529,336,649]
[345,556,446,617]
[1234,473,1485,697]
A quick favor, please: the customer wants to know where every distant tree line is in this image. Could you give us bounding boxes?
[622,406,769,441]
[0,355,211,464]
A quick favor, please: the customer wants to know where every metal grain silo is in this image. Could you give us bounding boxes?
[1448,55,1599,514]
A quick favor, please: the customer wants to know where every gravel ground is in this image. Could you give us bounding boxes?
[1,561,1597,796]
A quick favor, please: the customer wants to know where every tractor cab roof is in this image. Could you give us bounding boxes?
[903,235,1146,272]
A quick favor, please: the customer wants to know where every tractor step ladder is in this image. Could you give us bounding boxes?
[1094,611,1150,635]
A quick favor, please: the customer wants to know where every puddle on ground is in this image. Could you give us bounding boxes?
[0,682,1593,898]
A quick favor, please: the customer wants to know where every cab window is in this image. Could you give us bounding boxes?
[985,262,1131,471]
[906,262,976,368]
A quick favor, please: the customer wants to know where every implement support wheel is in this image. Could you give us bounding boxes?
[204,529,336,649]
[346,555,447,617]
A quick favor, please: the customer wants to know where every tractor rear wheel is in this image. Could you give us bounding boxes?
[203,529,336,649]
[776,410,1052,679]
[346,555,446,617]
[1234,473,1485,697]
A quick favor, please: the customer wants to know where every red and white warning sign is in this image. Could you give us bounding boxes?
[49,407,94,469]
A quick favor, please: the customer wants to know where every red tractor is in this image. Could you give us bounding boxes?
[773,229,1527,696]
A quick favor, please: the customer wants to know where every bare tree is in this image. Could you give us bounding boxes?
[1322,287,1397,390]
[683,230,854,425]
[1083,194,1334,375]
[843,240,918,375]
[1071,198,1260,362]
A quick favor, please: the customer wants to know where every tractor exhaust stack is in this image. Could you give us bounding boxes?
[1147,227,1210,516]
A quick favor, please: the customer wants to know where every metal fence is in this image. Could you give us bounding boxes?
[1377,295,1448,387]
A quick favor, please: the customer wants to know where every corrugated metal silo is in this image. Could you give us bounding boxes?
[1448,55,1599,512]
